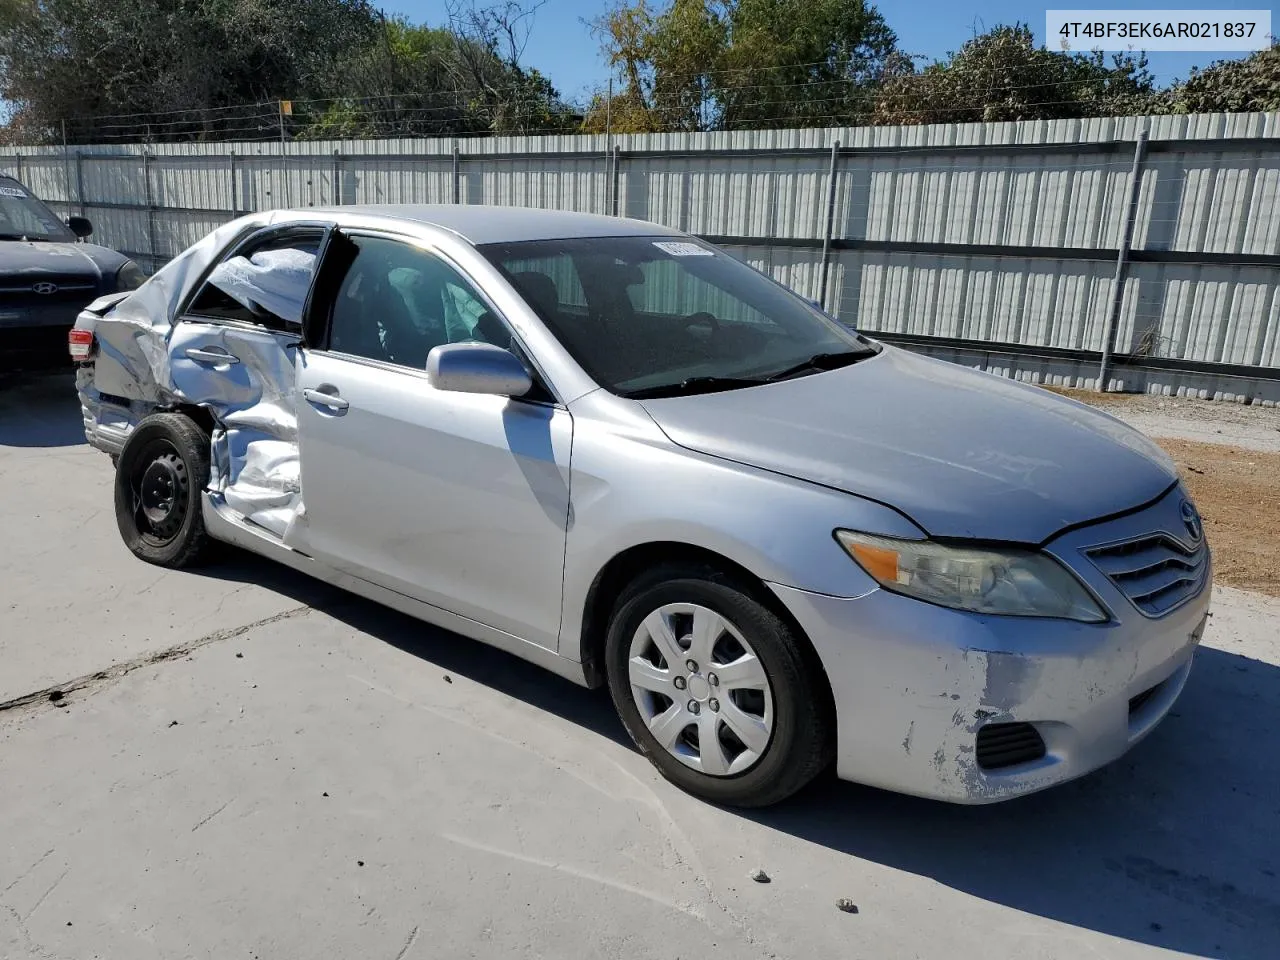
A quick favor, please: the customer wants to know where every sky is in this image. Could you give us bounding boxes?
[380,0,1276,104]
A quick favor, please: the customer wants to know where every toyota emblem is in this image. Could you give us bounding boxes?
[1180,500,1202,542]
[32,281,58,295]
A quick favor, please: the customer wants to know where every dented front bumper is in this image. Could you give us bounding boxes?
[769,488,1212,804]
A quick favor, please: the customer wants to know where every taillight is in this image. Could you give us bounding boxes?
[68,328,95,361]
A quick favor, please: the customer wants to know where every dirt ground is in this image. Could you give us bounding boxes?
[1158,439,1280,598]
[1047,388,1280,598]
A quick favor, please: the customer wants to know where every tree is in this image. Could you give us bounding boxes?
[0,0,383,141]
[0,0,571,142]
[871,23,1156,125]
[298,3,574,138]
[715,0,899,128]
[1151,44,1280,114]
[586,0,899,133]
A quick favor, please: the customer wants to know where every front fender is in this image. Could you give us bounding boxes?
[559,396,923,657]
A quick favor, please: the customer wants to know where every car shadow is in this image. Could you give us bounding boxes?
[0,369,88,448]
[189,551,632,749]
[190,551,1278,959]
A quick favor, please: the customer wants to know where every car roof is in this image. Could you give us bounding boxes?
[309,204,685,246]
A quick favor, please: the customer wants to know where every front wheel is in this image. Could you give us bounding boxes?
[605,565,833,807]
[113,413,212,568]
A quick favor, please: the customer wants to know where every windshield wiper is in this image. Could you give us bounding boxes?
[762,349,876,382]
[623,375,769,400]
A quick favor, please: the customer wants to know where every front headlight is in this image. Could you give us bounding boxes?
[835,530,1108,622]
[115,260,146,291]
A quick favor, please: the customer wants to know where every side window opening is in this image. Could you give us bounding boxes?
[326,235,517,369]
[188,232,322,331]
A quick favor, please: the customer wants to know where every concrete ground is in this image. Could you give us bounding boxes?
[2,370,1278,960]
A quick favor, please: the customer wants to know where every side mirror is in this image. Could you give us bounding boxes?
[66,216,93,239]
[426,342,532,397]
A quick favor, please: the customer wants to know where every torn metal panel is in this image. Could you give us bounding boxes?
[83,214,267,401]
[75,210,319,541]
[169,320,304,541]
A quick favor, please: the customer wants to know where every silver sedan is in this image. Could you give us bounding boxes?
[71,205,1211,807]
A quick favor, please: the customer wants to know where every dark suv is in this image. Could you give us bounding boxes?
[1,175,145,356]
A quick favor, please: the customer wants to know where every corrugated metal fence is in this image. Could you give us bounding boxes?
[5,112,1280,401]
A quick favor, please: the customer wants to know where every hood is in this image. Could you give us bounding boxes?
[0,240,127,280]
[638,347,1177,543]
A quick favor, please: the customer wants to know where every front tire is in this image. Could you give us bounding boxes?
[605,564,832,807]
[114,413,212,568]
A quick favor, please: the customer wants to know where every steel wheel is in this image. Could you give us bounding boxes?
[113,413,212,569]
[627,602,774,776]
[126,438,191,546]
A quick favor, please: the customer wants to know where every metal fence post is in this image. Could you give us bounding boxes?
[60,120,74,214]
[1098,129,1149,392]
[332,150,342,205]
[819,140,841,313]
[142,152,157,270]
[229,152,238,216]
[612,144,622,217]
[75,151,86,219]
[603,144,613,217]
[452,144,461,204]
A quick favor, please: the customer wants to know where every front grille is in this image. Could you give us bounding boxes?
[976,722,1046,771]
[0,275,98,307]
[1087,532,1208,617]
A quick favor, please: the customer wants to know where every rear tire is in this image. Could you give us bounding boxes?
[605,563,832,808]
[114,413,212,568]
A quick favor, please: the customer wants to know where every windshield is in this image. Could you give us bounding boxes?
[479,236,877,396]
[0,179,75,242]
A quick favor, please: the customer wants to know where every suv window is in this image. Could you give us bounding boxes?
[0,178,76,242]
[326,235,513,369]
[187,232,322,330]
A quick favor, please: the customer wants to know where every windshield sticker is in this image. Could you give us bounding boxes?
[652,241,714,257]
[0,187,29,198]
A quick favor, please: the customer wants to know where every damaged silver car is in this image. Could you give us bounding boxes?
[72,205,1211,807]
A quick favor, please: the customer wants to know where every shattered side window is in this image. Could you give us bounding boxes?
[187,233,321,330]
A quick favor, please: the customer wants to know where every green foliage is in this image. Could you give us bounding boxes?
[0,0,572,141]
[587,0,898,131]
[0,0,382,140]
[1151,45,1280,114]
[1,0,1276,143]
[872,23,1157,124]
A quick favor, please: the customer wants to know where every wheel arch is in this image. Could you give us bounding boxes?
[160,402,217,438]
[577,541,836,725]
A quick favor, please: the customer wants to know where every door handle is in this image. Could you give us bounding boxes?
[185,346,240,365]
[303,387,350,411]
